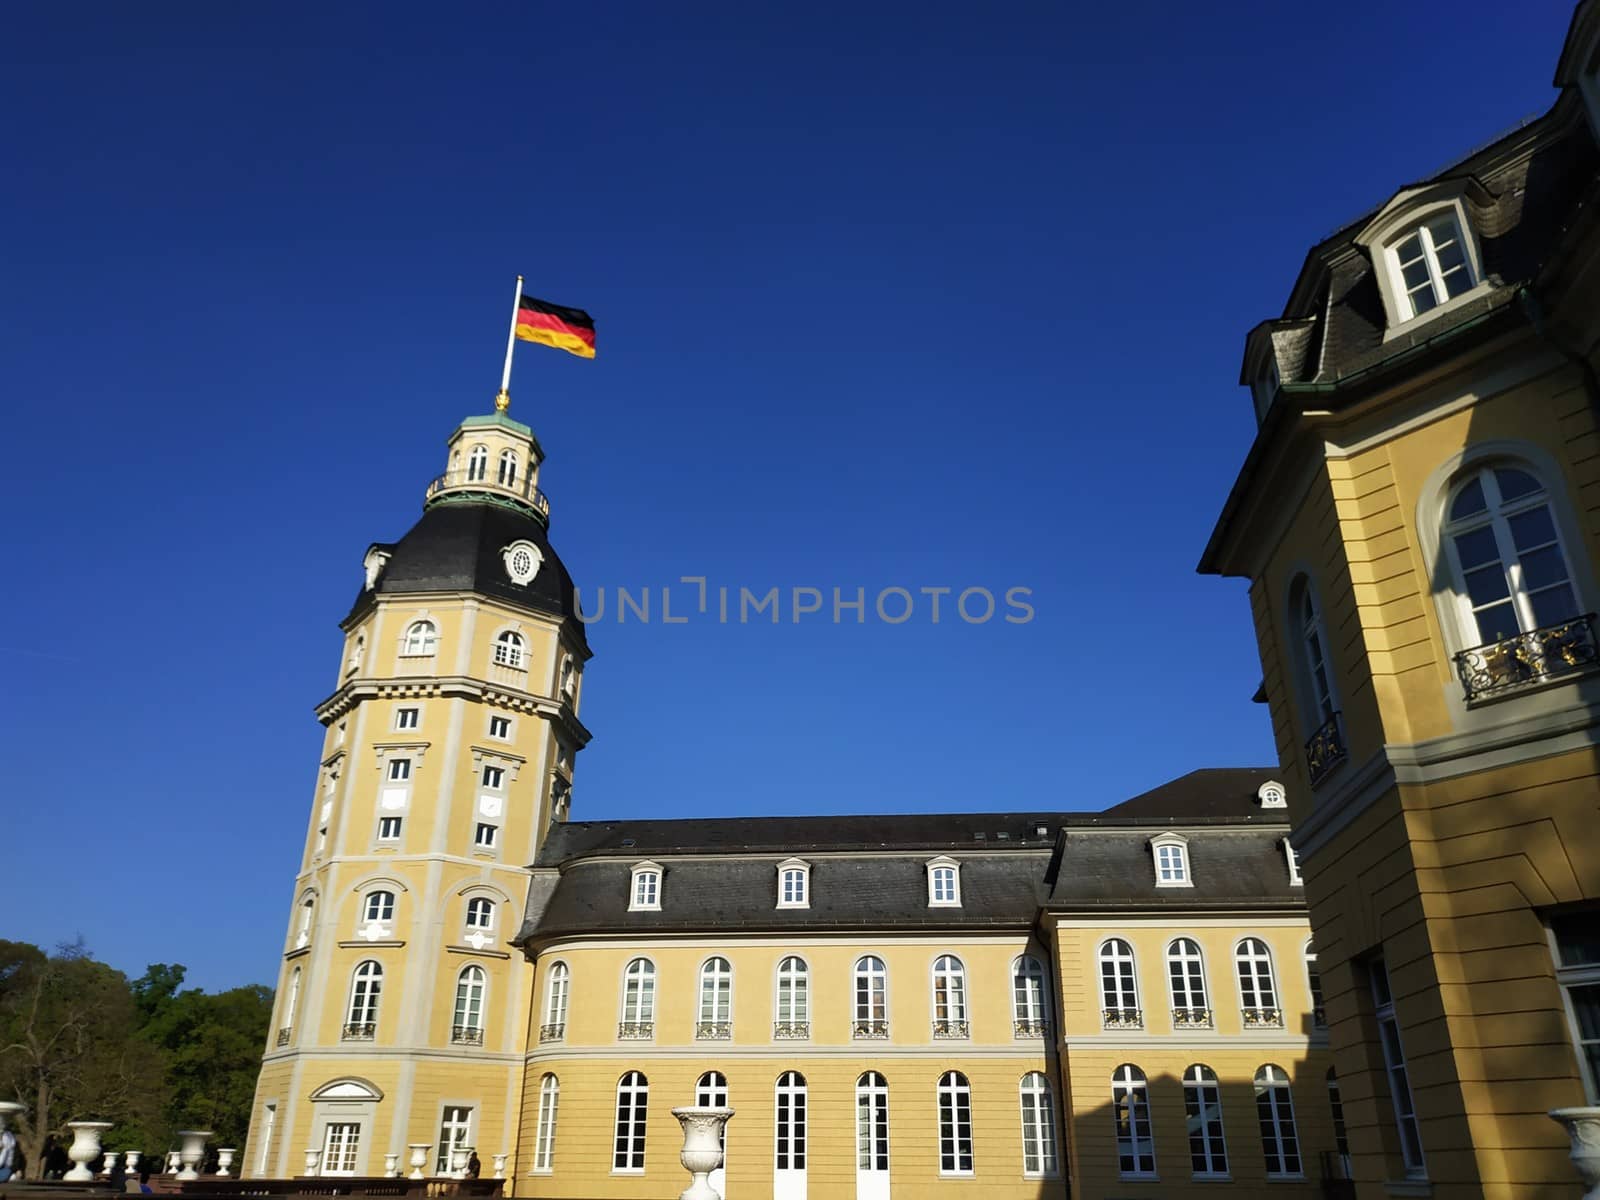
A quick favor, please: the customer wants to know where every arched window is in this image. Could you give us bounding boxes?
[345,961,382,1036]
[1167,938,1211,1027]
[1289,575,1338,731]
[346,635,364,675]
[1254,1065,1303,1177]
[695,1070,729,1190]
[1112,1064,1155,1178]
[621,958,655,1033]
[465,897,495,930]
[279,967,301,1039]
[1019,1071,1058,1177]
[698,956,732,1037]
[497,449,518,487]
[533,1075,559,1172]
[1012,955,1049,1036]
[775,956,808,1036]
[931,954,968,1037]
[401,620,437,657]
[853,955,888,1038]
[467,444,488,482]
[856,1072,889,1174]
[775,1071,807,1175]
[1306,941,1326,1028]
[295,896,315,948]
[362,890,395,928]
[542,962,569,1039]
[1328,1068,1351,1179]
[1236,938,1282,1026]
[1183,1064,1228,1177]
[613,1072,648,1171]
[936,1070,973,1175]
[493,630,525,669]
[453,965,486,1041]
[1099,939,1141,1027]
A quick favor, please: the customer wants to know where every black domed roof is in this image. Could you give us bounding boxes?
[348,501,589,651]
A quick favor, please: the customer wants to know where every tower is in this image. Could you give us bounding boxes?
[246,407,591,1183]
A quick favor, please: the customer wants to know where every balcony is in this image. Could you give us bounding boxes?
[539,1022,565,1043]
[1172,1007,1213,1029]
[932,1019,969,1040]
[1455,614,1599,702]
[1305,712,1346,787]
[425,468,550,521]
[852,1019,889,1040]
[341,1022,376,1041]
[773,1021,810,1040]
[1101,1007,1143,1030]
[695,1021,732,1041]
[617,1021,654,1040]
[1241,1007,1284,1028]
[451,1025,484,1046]
[1013,1018,1048,1039]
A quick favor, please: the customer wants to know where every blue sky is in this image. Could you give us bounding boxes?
[1,2,1574,989]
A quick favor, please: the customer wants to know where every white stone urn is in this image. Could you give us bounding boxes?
[1551,1108,1600,1200]
[176,1130,212,1180]
[672,1106,734,1200]
[124,1150,141,1173]
[216,1148,236,1177]
[451,1144,471,1178]
[165,1150,181,1174]
[382,1152,399,1178]
[490,1153,507,1178]
[102,1150,119,1176]
[64,1120,114,1182]
[407,1143,431,1180]
[303,1147,322,1176]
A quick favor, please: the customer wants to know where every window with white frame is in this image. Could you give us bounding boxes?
[1099,938,1141,1025]
[1236,938,1281,1024]
[257,1103,277,1176]
[629,863,661,910]
[1388,213,1476,320]
[1183,1063,1228,1178]
[321,1122,360,1176]
[435,1106,473,1174]
[280,967,300,1037]
[401,620,437,657]
[453,965,486,1038]
[776,955,808,1031]
[698,957,732,1029]
[1371,957,1426,1176]
[1307,941,1326,1028]
[480,764,505,790]
[497,449,518,487]
[1550,912,1600,1104]
[1019,1071,1058,1177]
[613,1072,648,1171]
[1152,833,1191,886]
[473,822,498,849]
[1290,576,1338,730]
[1284,839,1304,886]
[1444,464,1580,647]
[493,630,525,669]
[932,954,968,1035]
[621,958,655,1025]
[1258,780,1287,809]
[1012,955,1049,1035]
[466,444,488,481]
[856,1072,889,1173]
[345,960,382,1031]
[1167,937,1210,1023]
[361,890,394,929]
[488,714,511,740]
[394,706,420,731]
[1113,1064,1155,1177]
[927,857,960,906]
[465,897,495,930]
[533,1074,558,1172]
[387,757,411,783]
[936,1070,973,1174]
[543,962,570,1037]
[1255,1064,1303,1177]
[853,955,888,1034]
[775,1071,807,1174]
[777,859,809,907]
[295,896,315,948]
[378,816,402,840]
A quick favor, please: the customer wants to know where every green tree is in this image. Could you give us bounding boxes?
[138,978,273,1151]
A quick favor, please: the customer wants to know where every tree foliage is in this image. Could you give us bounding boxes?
[0,943,270,1174]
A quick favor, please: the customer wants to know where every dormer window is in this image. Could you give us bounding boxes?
[1390,214,1474,319]
[629,862,662,911]
[1258,781,1287,809]
[777,859,810,909]
[1357,186,1487,334]
[927,857,961,907]
[1151,834,1191,887]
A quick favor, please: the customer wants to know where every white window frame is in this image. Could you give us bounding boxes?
[488,714,512,740]
[629,861,662,911]
[853,955,888,1032]
[621,958,656,1024]
[1235,937,1280,1015]
[493,629,525,669]
[464,897,495,931]
[480,764,505,790]
[774,1070,808,1175]
[473,822,498,849]
[497,449,519,487]
[776,955,809,1028]
[394,706,420,731]
[1012,954,1050,1033]
[1166,937,1210,1017]
[1019,1071,1059,1178]
[466,444,488,481]
[361,890,395,930]
[387,757,412,783]
[1258,780,1288,809]
[1112,1064,1156,1178]
[1284,838,1304,887]
[698,956,733,1024]
[776,858,810,908]
[321,1121,361,1176]
[435,1106,474,1174]
[1371,958,1427,1178]
[532,1075,558,1173]
[1151,832,1192,887]
[1383,211,1478,322]
[1306,940,1326,1029]
[1183,1063,1229,1179]
[1549,912,1600,1103]
[926,856,961,907]
[400,620,437,658]
[1099,938,1141,1023]
[855,1071,889,1173]
[543,961,570,1035]
[1355,189,1488,334]
[931,954,968,1031]
[612,1072,648,1172]
[1287,574,1339,739]
[377,816,402,841]
[346,960,382,1028]
[935,1070,974,1176]
[453,965,487,1034]
[1254,1064,1304,1178]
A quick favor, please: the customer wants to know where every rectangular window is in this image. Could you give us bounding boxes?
[937,1077,973,1174]
[489,715,512,740]
[1552,912,1600,1103]
[633,871,659,908]
[474,822,498,849]
[780,868,807,906]
[378,816,402,840]
[613,1076,648,1171]
[481,765,505,790]
[394,707,420,731]
[321,1122,360,1176]
[257,1104,277,1176]
[1155,842,1188,884]
[1371,958,1426,1177]
[388,758,411,782]
[435,1107,473,1174]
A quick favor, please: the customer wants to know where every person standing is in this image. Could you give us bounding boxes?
[0,1123,17,1182]
[464,1152,480,1179]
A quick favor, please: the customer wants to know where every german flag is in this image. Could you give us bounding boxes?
[515,294,596,359]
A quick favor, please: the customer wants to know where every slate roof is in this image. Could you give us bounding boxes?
[1047,829,1298,910]
[348,501,589,649]
[1101,767,1281,820]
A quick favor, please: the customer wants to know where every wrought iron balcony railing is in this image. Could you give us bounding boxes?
[425,469,550,520]
[617,1021,654,1040]
[932,1019,970,1040]
[1306,712,1346,786]
[276,1026,292,1046]
[852,1019,890,1040]
[1013,1018,1048,1039]
[1172,1006,1213,1029]
[773,1021,810,1040]
[1241,1007,1284,1028]
[451,1025,484,1046]
[539,1022,565,1042]
[695,1021,732,1041]
[1101,1007,1143,1029]
[1454,614,1599,702]
[341,1022,376,1041]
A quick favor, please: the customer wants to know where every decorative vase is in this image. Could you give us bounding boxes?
[382,1152,399,1178]
[407,1144,431,1180]
[64,1121,114,1182]
[176,1130,212,1181]
[490,1154,506,1178]
[303,1147,322,1176]
[166,1151,181,1175]
[124,1151,141,1173]
[216,1148,235,1177]
[451,1145,470,1178]
[1550,1108,1600,1200]
[103,1150,119,1176]
[672,1106,734,1200]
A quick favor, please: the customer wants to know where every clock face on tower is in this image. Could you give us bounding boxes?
[502,539,543,586]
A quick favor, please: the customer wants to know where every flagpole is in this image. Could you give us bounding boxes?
[495,274,524,413]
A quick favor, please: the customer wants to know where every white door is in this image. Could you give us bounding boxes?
[696,1072,728,1197]
[855,1073,889,1200]
[774,1072,807,1200]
